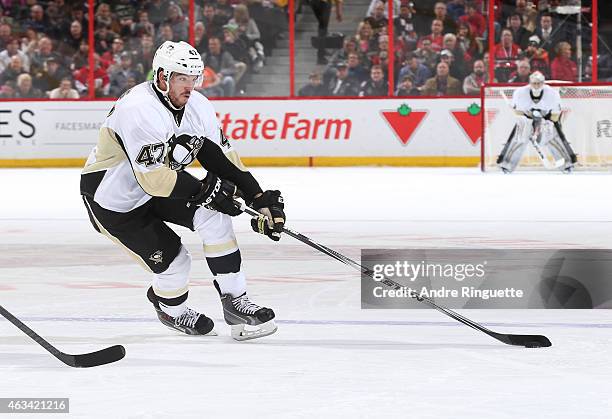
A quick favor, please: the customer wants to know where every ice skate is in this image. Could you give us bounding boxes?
[213,280,277,341]
[147,287,216,336]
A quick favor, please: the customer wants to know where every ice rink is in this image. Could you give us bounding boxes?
[1,167,611,419]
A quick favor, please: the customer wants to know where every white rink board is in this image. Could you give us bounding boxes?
[0,98,483,159]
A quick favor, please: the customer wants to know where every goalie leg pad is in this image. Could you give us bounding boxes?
[538,120,556,147]
[544,136,574,172]
[515,115,533,144]
[496,125,517,164]
[499,141,529,173]
[554,122,578,164]
[498,123,530,173]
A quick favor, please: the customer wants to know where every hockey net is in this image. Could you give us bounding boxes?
[481,83,612,171]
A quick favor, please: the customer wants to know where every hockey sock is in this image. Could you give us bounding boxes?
[156,292,188,318]
[207,250,246,297]
[214,271,247,297]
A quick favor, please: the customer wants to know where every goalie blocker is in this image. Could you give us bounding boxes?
[497,72,576,173]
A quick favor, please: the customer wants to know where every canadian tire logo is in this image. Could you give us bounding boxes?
[381,104,427,145]
[451,103,483,145]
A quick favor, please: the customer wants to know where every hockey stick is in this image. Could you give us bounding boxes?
[0,305,126,368]
[240,204,552,348]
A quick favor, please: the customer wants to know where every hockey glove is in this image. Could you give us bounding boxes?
[190,173,242,216]
[249,190,285,241]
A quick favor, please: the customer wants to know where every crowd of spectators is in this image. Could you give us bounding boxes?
[0,1,603,99]
[0,0,288,99]
[194,0,287,97]
[300,0,599,98]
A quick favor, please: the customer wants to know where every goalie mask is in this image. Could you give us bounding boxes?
[167,134,205,171]
[529,71,545,98]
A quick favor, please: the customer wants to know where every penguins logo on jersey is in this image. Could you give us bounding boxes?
[167,134,205,171]
[149,250,163,264]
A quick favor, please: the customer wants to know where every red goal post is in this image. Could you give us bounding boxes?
[480,82,612,172]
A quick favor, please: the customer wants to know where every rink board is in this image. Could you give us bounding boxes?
[0,98,483,167]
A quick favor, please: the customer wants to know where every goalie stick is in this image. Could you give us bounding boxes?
[530,115,562,169]
[0,305,126,368]
[239,204,552,348]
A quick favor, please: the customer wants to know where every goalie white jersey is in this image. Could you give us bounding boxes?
[511,84,561,116]
[498,83,575,173]
[81,81,237,213]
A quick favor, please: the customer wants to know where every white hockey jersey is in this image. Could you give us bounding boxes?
[81,82,243,213]
[511,84,561,116]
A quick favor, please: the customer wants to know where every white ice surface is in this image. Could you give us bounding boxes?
[1,168,611,419]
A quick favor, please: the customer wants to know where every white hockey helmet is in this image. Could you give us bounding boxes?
[152,41,204,106]
[529,71,545,96]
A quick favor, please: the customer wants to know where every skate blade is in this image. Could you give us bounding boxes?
[231,320,277,341]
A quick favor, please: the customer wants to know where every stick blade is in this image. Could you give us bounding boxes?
[59,345,126,368]
[492,333,552,348]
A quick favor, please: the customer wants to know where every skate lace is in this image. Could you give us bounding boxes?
[232,294,261,315]
[175,308,200,328]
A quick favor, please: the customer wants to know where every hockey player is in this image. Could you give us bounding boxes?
[497,71,577,173]
[80,41,285,341]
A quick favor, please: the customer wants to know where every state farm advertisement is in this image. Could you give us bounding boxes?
[0,98,484,164]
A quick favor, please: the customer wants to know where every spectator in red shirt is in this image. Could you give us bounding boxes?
[459,2,485,37]
[74,53,110,97]
[417,19,444,52]
[494,29,521,82]
[101,37,125,72]
[551,41,577,81]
